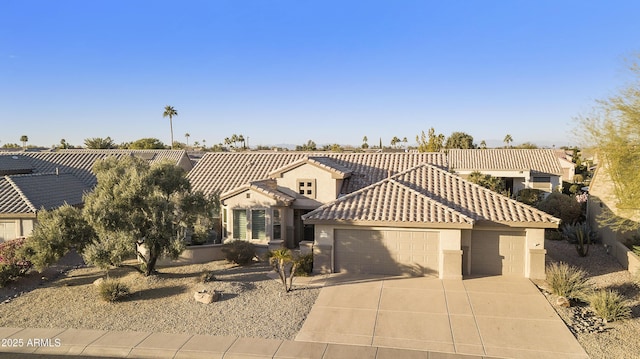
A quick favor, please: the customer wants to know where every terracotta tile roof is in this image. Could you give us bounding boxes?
[0,150,191,187]
[188,152,446,196]
[304,164,559,228]
[447,149,562,175]
[0,172,90,215]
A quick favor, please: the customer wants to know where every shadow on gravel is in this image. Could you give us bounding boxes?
[132,285,188,301]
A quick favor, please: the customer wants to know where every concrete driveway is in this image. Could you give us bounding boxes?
[296,275,588,359]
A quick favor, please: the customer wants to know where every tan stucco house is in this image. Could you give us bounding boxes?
[447,149,564,195]
[188,152,559,279]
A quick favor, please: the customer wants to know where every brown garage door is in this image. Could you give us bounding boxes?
[334,229,439,276]
[471,230,525,276]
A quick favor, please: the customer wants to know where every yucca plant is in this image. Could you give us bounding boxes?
[267,249,300,292]
[546,262,592,302]
[589,289,631,322]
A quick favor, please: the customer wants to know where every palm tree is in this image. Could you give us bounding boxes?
[162,106,178,149]
[20,135,28,150]
[362,135,369,149]
[184,133,190,147]
[503,134,513,148]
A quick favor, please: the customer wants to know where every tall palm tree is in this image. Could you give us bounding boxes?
[162,106,178,149]
[20,135,28,150]
[503,134,513,148]
[184,133,190,147]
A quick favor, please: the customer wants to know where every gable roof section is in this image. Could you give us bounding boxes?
[221,179,296,205]
[0,172,90,215]
[447,149,562,176]
[0,150,191,187]
[303,164,559,228]
[188,152,446,196]
[268,156,353,179]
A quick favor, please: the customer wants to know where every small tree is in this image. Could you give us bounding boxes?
[84,137,116,149]
[445,132,475,149]
[268,248,300,292]
[83,156,210,276]
[416,128,445,152]
[467,171,508,195]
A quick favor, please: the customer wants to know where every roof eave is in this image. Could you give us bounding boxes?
[302,218,474,229]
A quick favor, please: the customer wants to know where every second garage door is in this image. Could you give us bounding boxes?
[471,230,526,276]
[334,229,439,276]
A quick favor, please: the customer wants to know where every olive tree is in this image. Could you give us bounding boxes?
[83,156,215,276]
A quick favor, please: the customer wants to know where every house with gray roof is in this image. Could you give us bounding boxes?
[447,149,563,195]
[188,151,558,279]
[0,150,192,242]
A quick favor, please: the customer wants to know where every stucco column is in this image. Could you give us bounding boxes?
[526,228,546,279]
[439,229,463,279]
[313,225,334,274]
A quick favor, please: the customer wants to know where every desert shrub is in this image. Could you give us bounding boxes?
[546,262,592,302]
[196,271,217,283]
[295,253,314,276]
[516,188,546,207]
[537,192,583,226]
[589,289,631,322]
[0,264,22,287]
[97,279,130,302]
[222,240,256,265]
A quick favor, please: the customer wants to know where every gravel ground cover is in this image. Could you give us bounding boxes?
[0,257,320,340]
[541,239,640,359]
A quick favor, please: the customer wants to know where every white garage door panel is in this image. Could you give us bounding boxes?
[471,231,525,276]
[335,229,439,276]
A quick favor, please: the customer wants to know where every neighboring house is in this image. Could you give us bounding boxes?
[0,150,192,242]
[0,172,90,242]
[189,152,559,279]
[554,149,576,183]
[447,149,563,196]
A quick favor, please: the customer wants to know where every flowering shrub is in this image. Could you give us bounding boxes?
[0,238,33,286]
[575,192,588,203]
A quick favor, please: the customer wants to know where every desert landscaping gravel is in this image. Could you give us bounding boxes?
[542,239,640,359]
[2,240,640,358]
[0,258,320,340]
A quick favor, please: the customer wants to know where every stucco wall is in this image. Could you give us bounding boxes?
[275,164,339,207]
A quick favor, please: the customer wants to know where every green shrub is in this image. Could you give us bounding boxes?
[97,279,130,302]
[546,262,591,302]
[222,240,256,265]
[0,264,21,287]
[589,289,631,322]
[295,253,314,276]
[516,188,546,207]
[537,192,583,226]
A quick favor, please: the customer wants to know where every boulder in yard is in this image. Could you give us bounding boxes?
[194,290,219,304]
[556,296,570,308]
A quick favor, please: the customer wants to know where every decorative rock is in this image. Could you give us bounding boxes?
[556,296,570,308]
[93,278,105,287]
[194,290,219,304]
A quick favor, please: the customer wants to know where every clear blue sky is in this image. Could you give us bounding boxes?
[2,1,640,149]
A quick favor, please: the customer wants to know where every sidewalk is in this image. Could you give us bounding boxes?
[0,326,495,358]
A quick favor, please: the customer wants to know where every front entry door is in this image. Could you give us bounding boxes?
[293,209,315,248]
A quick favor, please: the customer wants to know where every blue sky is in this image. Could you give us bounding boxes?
[2,1,640,149]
